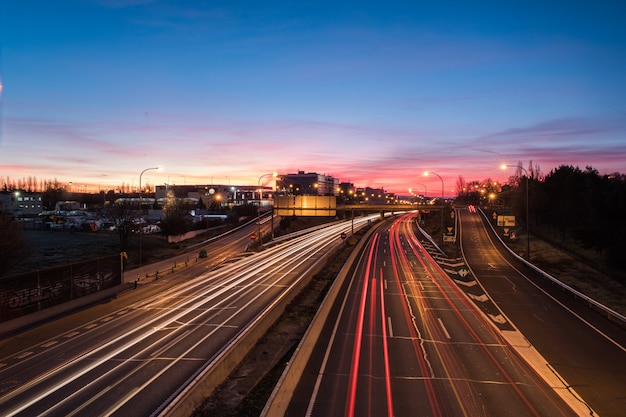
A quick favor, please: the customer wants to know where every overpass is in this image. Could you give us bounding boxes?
[274,195,443,218]
[337,203,442,212]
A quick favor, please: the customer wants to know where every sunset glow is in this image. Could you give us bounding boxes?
[1,1,625,194]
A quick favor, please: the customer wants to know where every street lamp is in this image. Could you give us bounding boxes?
[139,166,162,267]
[424,171,444,247]
[257,172,277,246]
[501,164,530,261]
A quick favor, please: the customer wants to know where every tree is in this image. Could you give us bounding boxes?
[160,191,191,236]
[107,201,137,255]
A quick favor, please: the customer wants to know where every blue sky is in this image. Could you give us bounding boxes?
[1,0,625,194]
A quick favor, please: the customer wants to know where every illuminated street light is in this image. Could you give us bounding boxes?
[139,166,162,267]
[424,171,444,247]
[258,172,278,246]
[501,164,530,261]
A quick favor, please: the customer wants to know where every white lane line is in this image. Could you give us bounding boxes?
[438,318,451,339]
[387,316,394,338]
[16,351,34,359]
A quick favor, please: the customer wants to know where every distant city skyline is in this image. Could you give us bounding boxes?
[1,1,625,194]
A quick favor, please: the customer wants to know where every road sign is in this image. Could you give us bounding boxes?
[456,266,470,279]
[497,215,516,227]
[340,232,347,240]
[250,232,257,240]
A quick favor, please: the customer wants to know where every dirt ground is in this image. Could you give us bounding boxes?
[507,233,626,316]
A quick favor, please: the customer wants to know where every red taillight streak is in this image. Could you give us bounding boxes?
[388,218,443,417]
[402,217,543,417]
[367,276,377,415]
[379,268,394,417]
[346,234,379,417]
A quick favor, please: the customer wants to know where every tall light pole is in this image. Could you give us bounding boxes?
[139,166,161,267]
[501,164,530,261]
[424,171,444,247]
[257,172,277,246]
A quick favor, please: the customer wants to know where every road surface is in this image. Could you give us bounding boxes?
[285,213,580,416]
[0,215,378,416]
[458,206,626,417]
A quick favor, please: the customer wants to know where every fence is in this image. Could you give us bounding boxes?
[0,254,122,323]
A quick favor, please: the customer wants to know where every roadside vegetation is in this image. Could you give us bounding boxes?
[457,164,626,282]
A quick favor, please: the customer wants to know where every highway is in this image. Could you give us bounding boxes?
[283,213,580,416]
[0,214,379,417]
[458,206,626,417]
[124,213,278,283]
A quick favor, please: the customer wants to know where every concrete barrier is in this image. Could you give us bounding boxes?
[157,239,348,417]
[261,222,383,417]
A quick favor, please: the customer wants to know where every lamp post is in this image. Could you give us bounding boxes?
[424,171,444,247]
[257,172,277,246]
[501,164,530,261]
[139,166,161,267]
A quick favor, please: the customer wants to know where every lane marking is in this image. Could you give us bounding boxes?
[387,316,394,338]
[438,318,451,339]
[16,351,34,359]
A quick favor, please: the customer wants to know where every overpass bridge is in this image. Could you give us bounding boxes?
[337,203,442,212]
[273,195,443,218]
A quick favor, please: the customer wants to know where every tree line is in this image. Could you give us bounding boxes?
[1,176,153,195]
[459,164,626,273]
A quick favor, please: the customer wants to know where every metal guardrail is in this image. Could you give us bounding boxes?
[477,207,626,327]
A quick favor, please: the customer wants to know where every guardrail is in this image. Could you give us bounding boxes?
[477,207,626,327]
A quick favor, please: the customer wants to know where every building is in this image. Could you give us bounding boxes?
[337,182,356,203]
[354,186,387,204]
[154,184,274,209]
[0,191,43,216]
[276,171,339,196]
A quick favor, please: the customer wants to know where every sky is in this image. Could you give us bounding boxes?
[1,0,625,195]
